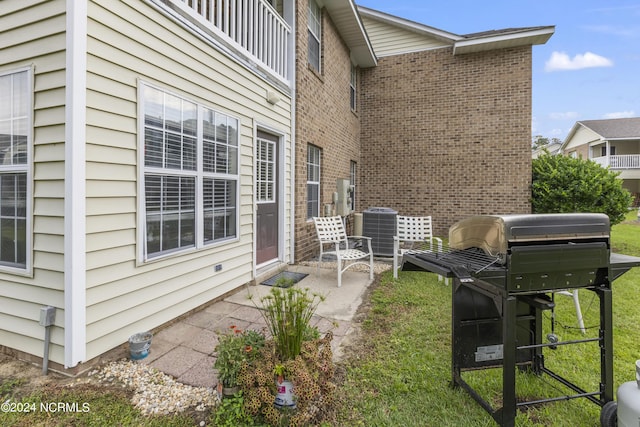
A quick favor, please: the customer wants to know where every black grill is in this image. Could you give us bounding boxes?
[401,213,640,427]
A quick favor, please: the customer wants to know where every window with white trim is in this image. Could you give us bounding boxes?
[307,0,321,72]
[0,69,30,270]
[350,160,357,212]
[350,64,357,112]
[307,145,321,219]
[142,84,238,259]
[256,136,275,203]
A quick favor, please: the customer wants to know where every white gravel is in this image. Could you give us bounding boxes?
[90,359,217,416]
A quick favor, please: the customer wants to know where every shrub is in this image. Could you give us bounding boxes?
[531,153,632,225]
[237,333,337,426]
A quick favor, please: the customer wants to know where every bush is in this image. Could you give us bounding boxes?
[531,153,632,225]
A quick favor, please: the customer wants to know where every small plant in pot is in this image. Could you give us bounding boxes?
[214,325,265,397]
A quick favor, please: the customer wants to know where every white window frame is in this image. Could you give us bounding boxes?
[307,144,321,219]
[350,160,357,212]
[0,67,32,274]
[350,63,357,112]
[307,0,322,72]
[138,82,239,262]
[256,136,276,203]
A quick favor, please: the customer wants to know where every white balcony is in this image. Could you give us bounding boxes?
[592,155,640,169]
[175,0,291,82]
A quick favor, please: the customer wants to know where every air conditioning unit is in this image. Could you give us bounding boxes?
[363,207,397,257]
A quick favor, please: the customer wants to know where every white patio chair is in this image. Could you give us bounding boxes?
[313,216,374,288]
[393,215,446,283]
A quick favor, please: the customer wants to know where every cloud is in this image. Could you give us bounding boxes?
[549,111,579,120]
[603,111,636,119]
[544,51,613,72]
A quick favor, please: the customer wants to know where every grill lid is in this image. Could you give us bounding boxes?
[449,213,610,261]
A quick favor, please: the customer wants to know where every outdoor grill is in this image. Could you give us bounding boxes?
[401,213,640,427]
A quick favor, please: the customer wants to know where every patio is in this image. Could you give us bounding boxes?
[134,262,389,388]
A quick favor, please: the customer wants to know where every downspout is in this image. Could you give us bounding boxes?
[64,0,88,368]
[286,0,296,264]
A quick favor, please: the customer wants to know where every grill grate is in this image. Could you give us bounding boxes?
[415,246,503,275]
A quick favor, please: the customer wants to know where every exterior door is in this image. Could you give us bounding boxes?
[256,131,279,265]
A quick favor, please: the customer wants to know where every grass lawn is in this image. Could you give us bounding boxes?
[2,212,640,426]
[336,211,640,426]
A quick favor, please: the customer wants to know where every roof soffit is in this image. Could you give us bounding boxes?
[321,0,377,67]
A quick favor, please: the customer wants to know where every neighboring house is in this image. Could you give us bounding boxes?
[532,142,562,158]
[561,118,640,197]
[0,0,552,373]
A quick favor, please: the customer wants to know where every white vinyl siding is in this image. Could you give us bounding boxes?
[307,0,321,72]
[0,0,66,364]
[361,16,451,57]
[82,0,292,361]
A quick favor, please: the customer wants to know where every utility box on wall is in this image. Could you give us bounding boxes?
[363,207,397,256]
[336,178,353,217]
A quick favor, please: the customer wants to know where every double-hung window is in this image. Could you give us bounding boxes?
[141,84,238,260]
[350,160,357,212]
[307,145,321,219]
[350,64,357,112]
[308,0,321,72]
[0,68,30,271]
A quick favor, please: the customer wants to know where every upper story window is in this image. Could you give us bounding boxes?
[350,64,357,111]
[141,83,239,260]
[307,145,321,219]
[307,0,321,72]
[0,68,31,272]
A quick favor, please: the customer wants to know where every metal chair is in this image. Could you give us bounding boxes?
[393,215,446,283]
[313,216,374,288]
[557,289,586,334]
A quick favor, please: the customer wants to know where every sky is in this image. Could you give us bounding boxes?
[356,0,640,142]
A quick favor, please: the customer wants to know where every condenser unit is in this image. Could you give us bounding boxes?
[362,207,397,257]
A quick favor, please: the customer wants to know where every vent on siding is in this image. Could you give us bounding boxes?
[362,207,397,257]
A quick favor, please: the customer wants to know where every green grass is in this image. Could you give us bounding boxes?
[337,212,640,426]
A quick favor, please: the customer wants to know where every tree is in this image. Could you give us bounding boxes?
[532,135,562,150]
[531,153,632,225]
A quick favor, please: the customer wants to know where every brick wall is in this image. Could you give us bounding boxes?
[359,46,533,237]
[294,3,361,261]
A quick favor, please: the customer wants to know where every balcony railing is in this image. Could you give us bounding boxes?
[175,0,290,82]
[592,155,640,169]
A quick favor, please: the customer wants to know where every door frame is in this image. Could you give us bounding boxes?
[253,123,286,271]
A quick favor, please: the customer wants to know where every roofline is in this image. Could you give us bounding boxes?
[357,5,463,44]
[453,26,555,55]
[324,0,377,67]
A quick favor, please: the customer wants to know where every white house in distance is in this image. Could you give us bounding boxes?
[561,117,640,199]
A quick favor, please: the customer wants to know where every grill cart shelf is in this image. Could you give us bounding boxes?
[401,214,640,427]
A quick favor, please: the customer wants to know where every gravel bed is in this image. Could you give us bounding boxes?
[90,359,217,417]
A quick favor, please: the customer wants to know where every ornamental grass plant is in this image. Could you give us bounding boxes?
[259,285,325,361]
